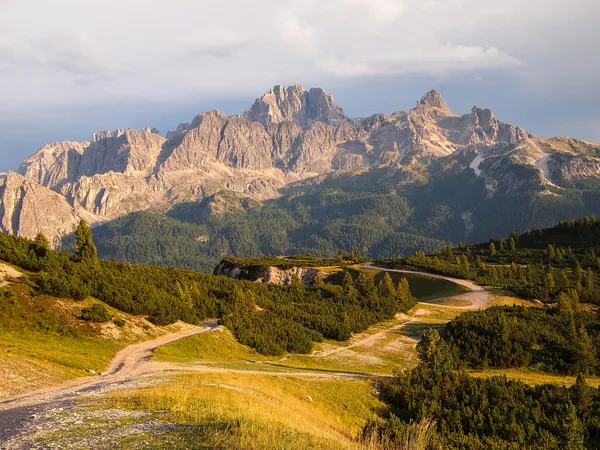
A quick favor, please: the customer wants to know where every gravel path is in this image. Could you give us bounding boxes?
[0,321,218,448]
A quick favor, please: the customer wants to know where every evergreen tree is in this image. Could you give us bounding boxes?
[561,403,585,450]
[545,271,555,291]
[571,374,591,409]
[509,236,517,252]
[584,268,594,291]
[574,325,598,375]
[378,273,396,300]
[547,244,556,260]
[34,232,51,258]
[34,232,51,250]
[489,241,497,256]
[75,220,98,263]
[559,269,570,287]
[416,328,454,376]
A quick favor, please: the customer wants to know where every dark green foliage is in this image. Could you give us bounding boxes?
[372,329,600,449]
[0,231,416,356]
[80,304,112,323]
[0,287,15,298]
[75,220,98,263]
[380,217,600,304]
[113,318,126,328]
[445,306,600,375]
[89,190,450,272]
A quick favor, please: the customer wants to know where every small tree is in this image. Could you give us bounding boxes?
[489,242,497,256]
[34,232,51,250]
[75,220,98,263]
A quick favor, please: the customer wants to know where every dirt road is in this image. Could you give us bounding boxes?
[0,320,219,445]
[362,264,491,310]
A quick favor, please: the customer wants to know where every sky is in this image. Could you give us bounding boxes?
[0,0,599,171]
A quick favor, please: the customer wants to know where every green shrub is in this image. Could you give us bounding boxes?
[81,304,112,323]
[0,287,15,298]
[113,318,126,328]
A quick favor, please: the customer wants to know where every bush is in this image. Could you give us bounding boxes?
[113,318,126,328]
[0,287,15,298]
[81,304,112,323]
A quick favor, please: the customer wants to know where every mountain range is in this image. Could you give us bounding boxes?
[1,85,600,267]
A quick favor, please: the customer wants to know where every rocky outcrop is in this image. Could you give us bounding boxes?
[259,266,326,286]
[244,85,348,127]
[0,172,89,246]
[213,260,325,286]
[3,85,599,243]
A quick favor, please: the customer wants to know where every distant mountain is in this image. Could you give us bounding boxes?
[1,85,600,255]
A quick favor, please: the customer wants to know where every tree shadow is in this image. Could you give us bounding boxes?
[397,322,446,340]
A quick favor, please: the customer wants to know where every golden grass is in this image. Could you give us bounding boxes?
[105,372,386,449]
[469,368,600,387]
[0,278,184,399]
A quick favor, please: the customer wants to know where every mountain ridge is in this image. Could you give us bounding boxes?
[1,85,600,246]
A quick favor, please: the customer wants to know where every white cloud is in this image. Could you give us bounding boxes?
[0,0,596,112]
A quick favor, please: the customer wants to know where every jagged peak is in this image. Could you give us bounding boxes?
[471,105,495,124]
[190,109,228,128]
[418,90,451,113]
[244,85,347,127]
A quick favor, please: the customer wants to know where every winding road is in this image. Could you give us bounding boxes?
[0,266,493,447]
[0,320,219,444]
[362,264,491,310]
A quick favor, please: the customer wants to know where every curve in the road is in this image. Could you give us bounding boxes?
[362,264,491,310]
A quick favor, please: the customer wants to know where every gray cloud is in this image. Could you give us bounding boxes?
[0,0,598,170]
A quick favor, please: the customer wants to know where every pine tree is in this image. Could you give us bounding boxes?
[416,328,454,377]
[33,232,51,257]
[509,237,516,252]
[575,325,597,375]
[75,219,98,263]
[558,291,574,315]
[559,269,570,287]
[571,374,591,409]
[34,232,51,250]
[584,268,594,291]
[545,271,555,291]
[489,242,497,256]
[342,271,358,301]
[562,403,585,450]
[397,278,414,311]
[378,273,396,300]
[476,256,485,271]
[547,244,556,260]
[575,263,583,284]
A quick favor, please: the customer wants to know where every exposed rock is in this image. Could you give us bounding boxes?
[214,260,325,286]
[244,85,348,127]
[3,85,600,243]
[0,172,85,246]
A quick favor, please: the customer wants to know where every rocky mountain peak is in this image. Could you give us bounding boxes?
[471,106,495,127]
[417,90,452,115]
[244,85,347,127]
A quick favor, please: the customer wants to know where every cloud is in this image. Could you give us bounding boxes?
[0,0,596,133]
[320,45,524,78]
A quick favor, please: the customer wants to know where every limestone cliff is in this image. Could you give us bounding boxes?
[2,86,599,243]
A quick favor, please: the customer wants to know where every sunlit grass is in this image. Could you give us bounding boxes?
[469,368,600,387]
[104,372,386,449]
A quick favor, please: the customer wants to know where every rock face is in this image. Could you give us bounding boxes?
[213,260,325,286]
[244,85,348,127]
[0,172,90,246]
[2,85,600,245]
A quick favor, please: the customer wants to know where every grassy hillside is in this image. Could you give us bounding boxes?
[0,263,191,399]
[36,371,386,449]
